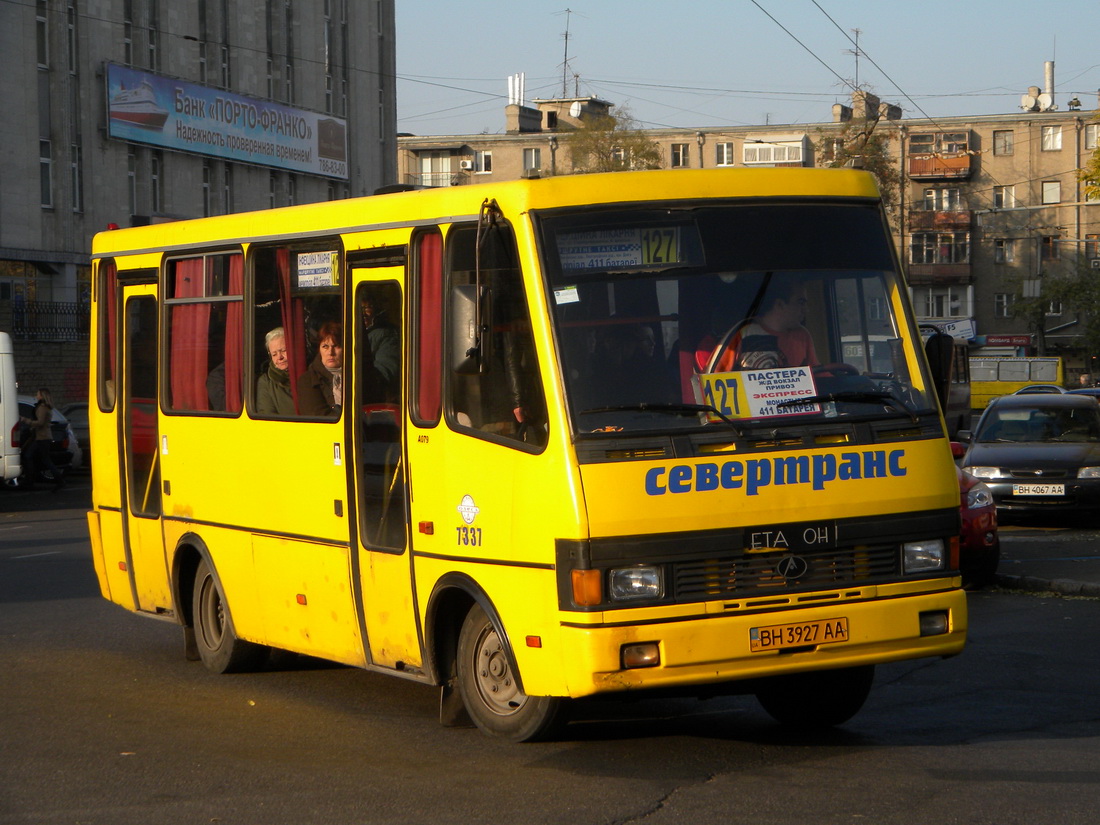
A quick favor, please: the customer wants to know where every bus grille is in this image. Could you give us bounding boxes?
[674,545,900,601]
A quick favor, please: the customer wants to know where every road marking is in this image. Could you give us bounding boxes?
[10,551,62,560]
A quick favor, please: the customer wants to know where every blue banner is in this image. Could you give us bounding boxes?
[106,63,348,180]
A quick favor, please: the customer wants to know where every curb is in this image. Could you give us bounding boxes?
[994,573,1100,598]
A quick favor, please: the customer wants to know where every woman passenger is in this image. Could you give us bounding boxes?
[297,321,343,417]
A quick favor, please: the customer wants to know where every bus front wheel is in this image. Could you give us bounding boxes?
[755,664,875,728]
[192,558,268,674]
[456,603,564,742]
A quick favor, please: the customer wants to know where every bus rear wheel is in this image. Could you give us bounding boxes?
[755,664,875,728]
[192,558,268,674]
[456,603,564,742]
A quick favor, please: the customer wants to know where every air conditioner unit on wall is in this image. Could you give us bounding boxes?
[459,159,474,170]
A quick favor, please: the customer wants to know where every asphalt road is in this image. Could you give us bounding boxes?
[3,478,1100,825]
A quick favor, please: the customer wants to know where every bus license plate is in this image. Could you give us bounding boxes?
[1012,483,1064,496]
[750,617,849,652]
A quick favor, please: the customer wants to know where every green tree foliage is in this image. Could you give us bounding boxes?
[564,107,661,174]
[1011,264,1100,358]
[1080,113,1100,202]
[814,117,902,228]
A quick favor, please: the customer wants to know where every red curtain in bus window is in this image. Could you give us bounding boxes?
[170,258,211,411]
[223,253,244,413]
[276,247,306,410]
[416,232,443,421]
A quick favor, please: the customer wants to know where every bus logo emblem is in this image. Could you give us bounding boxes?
[457,495,480,525]
[776,555,810,581]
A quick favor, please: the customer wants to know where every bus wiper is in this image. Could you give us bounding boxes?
[579,402,743,434]
[776,391,918,422]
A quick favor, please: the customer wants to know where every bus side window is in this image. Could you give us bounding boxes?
[447,224,547,448]
[251,245,343,419]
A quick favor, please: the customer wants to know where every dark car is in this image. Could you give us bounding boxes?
[1012,384,1065,395]
[12,397,75,485]
[1067,387,1100,402]
[961,393,1100,519]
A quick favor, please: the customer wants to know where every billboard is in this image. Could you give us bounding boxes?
[106,63,348,180]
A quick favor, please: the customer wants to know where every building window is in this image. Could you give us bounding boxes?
[147,0,160,70]
[910,132,969,154]
[913,286,968,319]
[523,147,542,173]
[202,161,212,216]
[1086,234,1100,259]
[223,164,233,214]
[1041,180,1061,205]
[67,2,78,72]
[910,232,969,264]
[1087,124,1099,151]
[716,142,734,166]
[123,0,133,64]
[1041,236,1060,261]
[475,150,493,174]
[670,143,689,168]
[922,188,961,211]
[993,185,1016,209]
[70,144,83,213]
[151,151,162,213]
[128,149,137,215]
[994,239,1015,264]
[993,130,1014,156]
[994,293,1014,318]
[36,0,48,68]
[269,172,277,209]
[1047,300,1063,317]
[39,140,53,208]
[1041,125,1062,151]
[743,141,804,164]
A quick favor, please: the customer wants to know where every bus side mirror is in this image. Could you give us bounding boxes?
[924,332,954,408]
[451,283,493,375]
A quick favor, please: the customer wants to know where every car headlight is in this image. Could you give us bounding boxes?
[903,538,946,573]
[963,465,1000,480]
[966,482,994,508]
[1078,466,1100,479]
[609,565,664,601]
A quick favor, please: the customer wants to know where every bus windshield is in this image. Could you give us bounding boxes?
[537,202,937,435]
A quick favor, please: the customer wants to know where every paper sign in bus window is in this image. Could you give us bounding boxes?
[697,367,820,420]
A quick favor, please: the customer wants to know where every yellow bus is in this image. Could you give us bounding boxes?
[969,356,1064,409]
[87,168,966,741]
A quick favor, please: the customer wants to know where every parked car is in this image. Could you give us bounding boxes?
[60,402,88,469]
[1012,384,1066,395]
[11,396,77,485]
[1066,387,1100,402]
[960,393,1100,520]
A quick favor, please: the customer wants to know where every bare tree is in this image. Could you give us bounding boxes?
[564,107,661,174]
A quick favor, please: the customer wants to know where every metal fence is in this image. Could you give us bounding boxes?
[7,301,89,341]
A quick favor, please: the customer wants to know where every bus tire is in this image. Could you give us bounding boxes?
[456,603,564,742]
[755,664,875,728]
[192,558,268,674]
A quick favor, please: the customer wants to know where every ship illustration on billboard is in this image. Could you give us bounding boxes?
[109,80,169,129]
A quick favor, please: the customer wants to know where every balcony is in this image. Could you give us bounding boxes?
[908,153,972,180]
[404,171,470,188]
[906,263,971,285]
[908,210,972,231]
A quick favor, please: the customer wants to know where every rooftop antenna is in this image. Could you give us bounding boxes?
[555,8,582,98]
[843,28,862,89]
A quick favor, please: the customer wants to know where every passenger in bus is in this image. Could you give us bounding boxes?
[360,291,399,404]
[707,274,818,371]
[297,321,343,417]
[256,326,295,416]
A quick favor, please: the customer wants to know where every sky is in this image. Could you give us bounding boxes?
[394,0,1100,137]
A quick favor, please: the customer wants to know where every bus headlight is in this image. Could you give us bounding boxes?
[609,565,664,601]
[903,539,946,573]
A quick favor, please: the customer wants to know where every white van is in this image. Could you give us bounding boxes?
[0,331,20,481]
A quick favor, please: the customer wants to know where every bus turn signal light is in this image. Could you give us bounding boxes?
[571,569,602,606]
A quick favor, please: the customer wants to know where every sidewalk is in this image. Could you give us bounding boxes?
[992,524,1100,597]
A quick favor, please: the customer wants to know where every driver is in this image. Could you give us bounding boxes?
[714,274,818,371]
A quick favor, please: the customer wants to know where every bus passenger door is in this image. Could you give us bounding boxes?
[349,270,420,670]
[120,288,172,613]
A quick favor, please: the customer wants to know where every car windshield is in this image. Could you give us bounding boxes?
[536,202,939,435]
[976,406,1100,443]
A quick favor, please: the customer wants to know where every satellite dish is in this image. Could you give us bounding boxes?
[1037,93,1053,111]
[1021,93,1038,111]
[569,101,582,118]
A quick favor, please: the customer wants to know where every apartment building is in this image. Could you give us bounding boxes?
[397,86,1100,375]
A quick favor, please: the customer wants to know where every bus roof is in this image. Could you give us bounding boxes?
[91,167,883,260]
